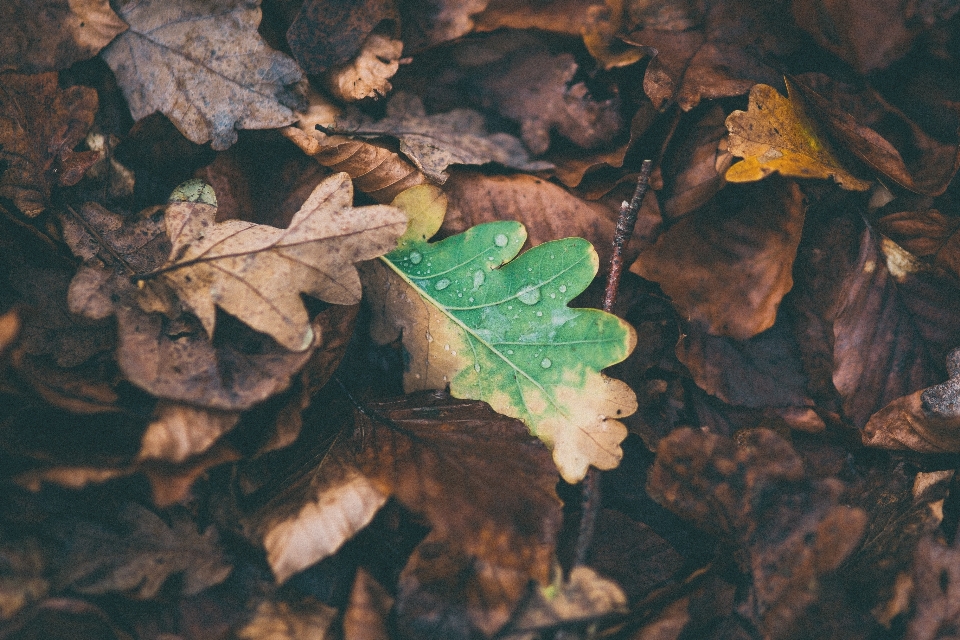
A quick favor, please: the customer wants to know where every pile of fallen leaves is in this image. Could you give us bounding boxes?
[3,0,960,638]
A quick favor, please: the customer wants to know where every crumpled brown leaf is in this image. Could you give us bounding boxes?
[624,0,797,111]
[0,0,127,73]
[286,0,395,75]
[333,92,552,183]
[253,391,562,638]
[906,535,960,640]
[0,72,99,217]
[451,31,623,154]
[155,173,405,351]
[632,178,805,340]
[326,34,404,103]
[101,0,305,150]
[58,503,232,599]
[399,0,490,51]
[647,427,868,638]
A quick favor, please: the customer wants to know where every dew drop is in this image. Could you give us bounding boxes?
[494,233,509,247]
[408,251,422,264]
[488,256,495,260]
[457,292,463,297]
[444,344,450,351]
[426,332,434,343]
[558,285,567,293]
[435,278,451,290]
[507,305,513,310]
[474,364,481,372]
[473,270,485,288]
[540,358,552,369]
[536,311,543,316]
[507,349,514,355]
[517,285,541,305]
[550,293,556,298]
[469,297,475,302]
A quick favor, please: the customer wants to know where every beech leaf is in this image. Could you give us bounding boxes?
[365,186,638,482]
[156,173,406,352]
[100,0,305,150]
[725,82,872,191]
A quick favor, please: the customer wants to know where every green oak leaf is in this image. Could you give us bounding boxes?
[363,186,637,482]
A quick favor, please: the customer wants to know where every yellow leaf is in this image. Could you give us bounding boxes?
[725,81,871,191]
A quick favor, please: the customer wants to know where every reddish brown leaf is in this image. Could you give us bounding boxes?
[878,208,960,281]
[0,0,127,73]
[286,0,395,75]
[631,178,805,340]
[648,427,867,638]
[624,0,797,111]
[790,73,960,197]
[0,72,99,217]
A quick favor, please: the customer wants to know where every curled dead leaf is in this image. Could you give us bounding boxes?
[326,34,404,102]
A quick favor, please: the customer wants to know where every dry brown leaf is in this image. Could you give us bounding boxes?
[0,72,99,217]
[326,34,404,102]
[648,427,868,637]
[155,173,405,351]
[789,73,960,197]
[399,0,490,50]
[0,539,48,621]
[725,82,872,191]
[624,0,797,111]
[453,31,623,154]
[631,178,805,340]
[59,503,232,599]
[139,401,241,464]
[286,0,395,75]
[333,92,552,183]
[877,208,960,281]
[101,0,304,150]
[0,0,127,73]
[472,0,597,35]
[582,0,647,69]
[343,569,393,640]
[237,598,337,640]
[906,536,960,640]
[441,168,654,270]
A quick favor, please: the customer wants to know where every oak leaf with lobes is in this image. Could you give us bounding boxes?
[363,186,638,482]
[156,173,406,352]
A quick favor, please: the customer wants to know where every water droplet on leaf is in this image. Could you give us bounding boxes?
[409,251,422,264]
[558,285,567,293]
[435,278,451,290]
[541,358,552,368]
[473,270,485,288]
[518,285,541,305]
[494,233,509,247]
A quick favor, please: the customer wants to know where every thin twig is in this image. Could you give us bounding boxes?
[572,159,654,569]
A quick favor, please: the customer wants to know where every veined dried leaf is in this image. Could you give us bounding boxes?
[365,186,637,482]
[101,0,304,150]
[156,173,406,351]
[725,82,872,191]
[326,34,403,102]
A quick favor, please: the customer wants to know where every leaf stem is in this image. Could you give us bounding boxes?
[573,159,654,569]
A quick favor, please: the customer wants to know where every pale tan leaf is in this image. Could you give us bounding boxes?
[139,401,241,464]
[159,173,406,351]
[237,598,337,640]
[326,34,403,102]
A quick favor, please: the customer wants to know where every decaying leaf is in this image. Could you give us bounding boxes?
[648,427,868,637]
[343,569,393,640]
[0,538,47,620]
[0,72,99,217]
[286,0,395,75]
[725,82,872,191]
[452,31,624,154]
[326,34,404,102]
[237,598,337,640]
[877,208,960,282]
[399,0,490,50]
[365,186,638,482]
[155,173,406,351]
[632,178,805,340]
[139,401,241,464]
[0,0,127,73]
[332,92,552,183]
[59,503,232,599]
[906,536,960,640]
[624,0,796,111]
[101,0,305,150]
